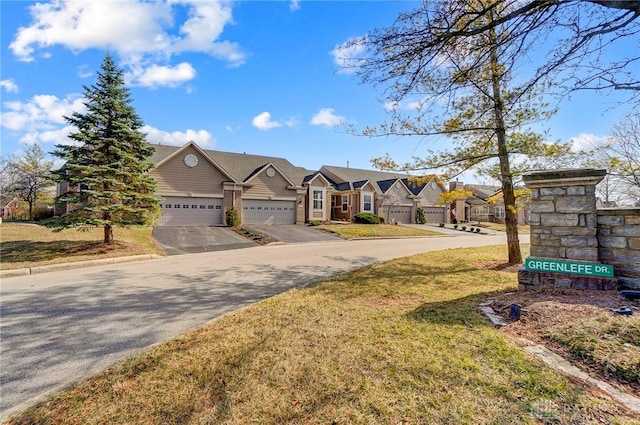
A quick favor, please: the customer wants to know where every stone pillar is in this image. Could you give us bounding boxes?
[518,169,617,291]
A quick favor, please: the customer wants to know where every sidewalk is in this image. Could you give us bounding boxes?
[0,254,162,279]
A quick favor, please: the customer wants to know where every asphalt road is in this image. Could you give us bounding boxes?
[0,233,524,419]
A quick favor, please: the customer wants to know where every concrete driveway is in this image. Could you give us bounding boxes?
[152,226,257,255]
[0,233,524,419]
[246,224,342,244]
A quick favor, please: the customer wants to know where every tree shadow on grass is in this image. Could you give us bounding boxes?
[0,240,142,265]
[406,289,512,327]
[1,240,90,264]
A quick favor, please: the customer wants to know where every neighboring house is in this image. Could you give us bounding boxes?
[148,142,319,226]
[320,166,447,224]
[2,196,28,220]
[54,141,449,226]
[462,183,529,225]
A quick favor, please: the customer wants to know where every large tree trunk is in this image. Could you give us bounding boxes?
[489,19,522,264]
[103,223,113,244]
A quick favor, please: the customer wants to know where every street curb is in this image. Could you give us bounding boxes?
[0,254,163,279]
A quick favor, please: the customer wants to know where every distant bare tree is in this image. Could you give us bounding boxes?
[608,111,640,189]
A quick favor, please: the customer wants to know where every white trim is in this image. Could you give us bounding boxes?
[244,162,296,186]
[361,191,373,212]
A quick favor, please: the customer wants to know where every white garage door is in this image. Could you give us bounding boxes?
[383,206,412,224]
[243,200,296,225]
[422,206,446,223]
[159,197,223,226]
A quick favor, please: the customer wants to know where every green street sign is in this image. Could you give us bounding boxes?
[525,258,614,278]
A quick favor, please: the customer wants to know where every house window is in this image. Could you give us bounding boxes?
[313,189,324,210]
[341,195,348,212]
[495,205,505,219]
[362,193,372,212]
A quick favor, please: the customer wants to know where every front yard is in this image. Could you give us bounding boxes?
[0,223,164,270]
[6,245,639,424]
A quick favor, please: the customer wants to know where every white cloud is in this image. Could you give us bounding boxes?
[310,108,344,127]
[290,0,301,11]
[0,94,85,132]
[142,125,215,147]
[0,92,214,149]
[570,133,610,152]
[331,36,367,75]
[9,0,246,82]
[0,79,19,93]
[252,112,282,131]
[130,62,197,88]
[284,117,299,128]
[20,126,77,146]
[383,101,399,112]
[78,64,94,79]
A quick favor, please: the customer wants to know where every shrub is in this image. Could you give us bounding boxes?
[226,208,240,227]
[33,206,54,221]
[453,224,458,229]
[461,226,467,231]
[354,212,381,224]
[308,220,322,226]
[475,228,481,233]
[439,222,445,227]
[416,207,426,224]
[469,227,475,232]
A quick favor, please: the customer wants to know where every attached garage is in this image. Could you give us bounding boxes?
[381,205,412,224]
[158,197,223,226]
[243,200,296,225]
[422,206,446,223]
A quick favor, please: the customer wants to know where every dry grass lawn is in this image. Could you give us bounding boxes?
[6,245,639,425]
[0,222,164,270]
[475,222,531,234]
[318,223,442,239]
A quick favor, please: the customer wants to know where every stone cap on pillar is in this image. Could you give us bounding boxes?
[523,168,606,188]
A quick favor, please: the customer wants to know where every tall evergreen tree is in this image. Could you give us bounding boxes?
[47,54,160,243]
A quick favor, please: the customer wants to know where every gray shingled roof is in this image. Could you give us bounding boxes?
[320,165,409,184]
[464,184,501,200]
[148,143,315,185]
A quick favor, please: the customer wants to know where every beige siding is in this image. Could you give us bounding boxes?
[382,183,412,206]
[421,181,443,206]
[150,146,228,194]
[244,169,294,198]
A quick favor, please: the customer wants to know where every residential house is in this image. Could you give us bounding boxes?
[54,141,449,226]
[2,196,28,220]
[462,183,529,225]
[320,166,447,224]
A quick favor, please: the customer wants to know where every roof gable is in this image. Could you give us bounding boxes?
[151,141,237,183]
[245,162,295,187]
[305,172,332,187]
[148,141,314,186]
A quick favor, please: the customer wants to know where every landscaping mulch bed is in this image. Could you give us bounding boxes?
[474,260,640,400]
[230,226,279,245]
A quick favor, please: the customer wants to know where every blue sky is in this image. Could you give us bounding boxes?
[1,0,637,182]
